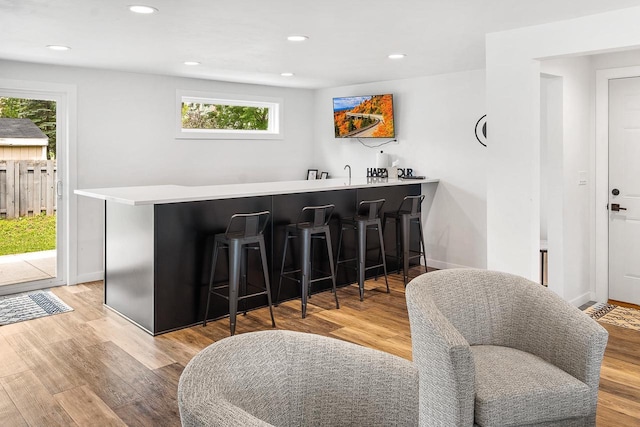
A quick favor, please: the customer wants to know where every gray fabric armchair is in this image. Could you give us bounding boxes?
[406,269,608,427]
[178,330,419,427]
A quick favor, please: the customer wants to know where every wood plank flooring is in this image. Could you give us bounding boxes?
[609,299,640,310]
[0,269,638,426]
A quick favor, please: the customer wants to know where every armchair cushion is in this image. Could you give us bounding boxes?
[472,345,591,426]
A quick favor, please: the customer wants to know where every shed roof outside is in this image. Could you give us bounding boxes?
[0,118,48,146]
[0,118,47,138]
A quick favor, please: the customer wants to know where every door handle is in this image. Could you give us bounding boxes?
[56,181,63,198]
[611,203,627,212]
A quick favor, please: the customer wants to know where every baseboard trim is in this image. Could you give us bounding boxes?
[0,277,65,296]
[72,271,104,285]
[569,292,593,307]
[425,259,474,270]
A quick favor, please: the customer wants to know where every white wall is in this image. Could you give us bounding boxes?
[313,70,487,270]
[539,77,549,243]
[592,49,640,69]
[540,58,593,303]
[486,6,640,305]
[0,60,316,283]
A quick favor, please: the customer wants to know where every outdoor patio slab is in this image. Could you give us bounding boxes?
[0,250,56,286]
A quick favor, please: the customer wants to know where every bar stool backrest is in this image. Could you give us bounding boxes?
[225,211,270,239]
[357,199,385,220]
[397,195,425,215]
[296,204,335,228]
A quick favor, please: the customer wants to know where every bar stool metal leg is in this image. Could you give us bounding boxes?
[324,229,339,309]
[300,229,312,318]
[203,240,220,327]
[258,236,276,327]
[227,239,241,336]
[275,229,291,305]
[356,221,367,301]
[418,218,428,274]
[240,247,248,315]
[376,219,390,293]
[401,214,411,286]
[395,217,402,274]
[336,224,345,273]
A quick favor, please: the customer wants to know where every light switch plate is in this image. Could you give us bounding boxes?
[578,171,587,185]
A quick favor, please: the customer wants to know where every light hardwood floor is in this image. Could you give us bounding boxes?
[0,269,638,426]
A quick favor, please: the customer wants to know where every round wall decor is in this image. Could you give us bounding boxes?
[475,115,487,147]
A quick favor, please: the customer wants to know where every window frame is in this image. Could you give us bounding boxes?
[175,90,283,140]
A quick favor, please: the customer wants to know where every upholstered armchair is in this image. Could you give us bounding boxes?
[178,330,419,426]
[406,269,608,426]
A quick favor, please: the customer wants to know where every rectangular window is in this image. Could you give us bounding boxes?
[176,90,283,140]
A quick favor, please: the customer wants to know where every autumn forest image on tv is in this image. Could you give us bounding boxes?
[333,94,395,138]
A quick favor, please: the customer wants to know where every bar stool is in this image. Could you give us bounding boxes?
[203,211,275,336]
[276,205,339,318]
[336,199,389,301]
[383,195,428,285]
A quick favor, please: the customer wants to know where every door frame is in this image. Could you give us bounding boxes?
[0,78,77,294]
[594,66,640,303]
[540,74,564,297]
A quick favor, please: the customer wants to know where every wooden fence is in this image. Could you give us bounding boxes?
[0,160,57,219]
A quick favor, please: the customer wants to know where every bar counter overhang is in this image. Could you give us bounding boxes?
[75,177,439,335]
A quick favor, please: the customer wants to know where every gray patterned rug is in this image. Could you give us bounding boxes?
[0,290,73,325]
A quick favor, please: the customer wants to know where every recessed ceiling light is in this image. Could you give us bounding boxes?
[184,61,200,66]
[47,45,71,51]
[280,72,294,77]
[388,53,406,59]
[129,5,158,14]
[287,35,308,42]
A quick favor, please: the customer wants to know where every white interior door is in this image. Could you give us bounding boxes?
[609,76,640,305]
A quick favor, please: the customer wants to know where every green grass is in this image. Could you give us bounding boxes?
[0,214,56,256]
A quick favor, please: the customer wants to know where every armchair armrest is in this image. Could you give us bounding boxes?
[180,398,273,427]
[406,282,475,427]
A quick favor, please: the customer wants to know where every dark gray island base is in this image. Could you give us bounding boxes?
[90,179,438,334]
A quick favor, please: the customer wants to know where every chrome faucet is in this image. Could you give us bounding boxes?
[344,164,351,181]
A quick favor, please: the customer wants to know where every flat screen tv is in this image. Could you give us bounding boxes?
[333,94,395,138]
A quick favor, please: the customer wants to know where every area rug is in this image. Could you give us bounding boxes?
[0,290,73,326]
[583,302,640,332]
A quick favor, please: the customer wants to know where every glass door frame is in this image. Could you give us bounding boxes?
[0,79,77,295]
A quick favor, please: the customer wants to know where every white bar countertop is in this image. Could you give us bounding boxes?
[74,177,439,206]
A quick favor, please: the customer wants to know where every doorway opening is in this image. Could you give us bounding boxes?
[606,76,640,306]
[595,65,640,306]
[0,89,65,294]
[540,74,564,295]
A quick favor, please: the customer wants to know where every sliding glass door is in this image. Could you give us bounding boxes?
[0,87,66,294]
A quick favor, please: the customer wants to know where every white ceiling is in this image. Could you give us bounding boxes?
[2,0,640,89]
